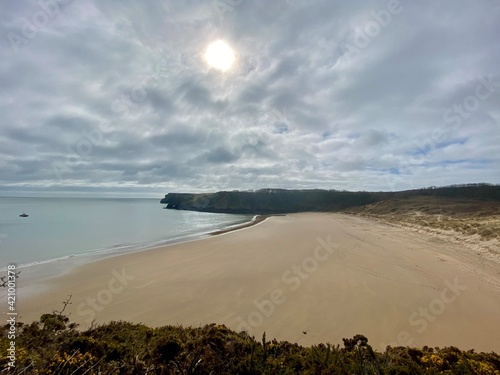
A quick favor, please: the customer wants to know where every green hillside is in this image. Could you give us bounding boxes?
[160,184,500,214]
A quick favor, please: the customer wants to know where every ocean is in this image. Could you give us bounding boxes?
[0,197,253,272]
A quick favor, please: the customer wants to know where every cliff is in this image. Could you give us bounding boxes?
[160,184,500,214]
[160,189,378,214]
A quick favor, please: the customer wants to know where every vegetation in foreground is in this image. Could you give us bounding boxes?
[1,310,500,374]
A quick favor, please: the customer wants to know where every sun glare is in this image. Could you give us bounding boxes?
[204,40,235,72]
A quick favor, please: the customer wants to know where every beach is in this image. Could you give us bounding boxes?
[16,213,500,352]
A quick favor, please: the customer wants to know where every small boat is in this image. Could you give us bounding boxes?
[19,213,29,217]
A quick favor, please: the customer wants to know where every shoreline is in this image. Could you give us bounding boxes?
[1,213,259,299]
[10,212,500,352]
[209,214,273,235]
[2,212,259,272]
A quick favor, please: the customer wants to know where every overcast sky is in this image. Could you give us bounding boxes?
[1,0,499,197]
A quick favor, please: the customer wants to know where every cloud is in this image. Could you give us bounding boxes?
[0,0,499,196]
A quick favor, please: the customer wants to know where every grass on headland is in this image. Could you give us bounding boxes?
[1,307,500,374]
[345,196,500,249]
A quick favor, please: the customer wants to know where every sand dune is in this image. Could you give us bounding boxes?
[16,213,500,352]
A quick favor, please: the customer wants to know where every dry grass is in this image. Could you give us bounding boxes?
[345,196,500,254]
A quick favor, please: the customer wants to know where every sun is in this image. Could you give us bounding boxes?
[204,40,235,72]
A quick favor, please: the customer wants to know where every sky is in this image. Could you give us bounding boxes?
[0,0,499,197]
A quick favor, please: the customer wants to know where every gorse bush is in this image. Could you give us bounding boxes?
[1,312,499,374]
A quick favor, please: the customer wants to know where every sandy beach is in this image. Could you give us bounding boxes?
[15,213,500,352]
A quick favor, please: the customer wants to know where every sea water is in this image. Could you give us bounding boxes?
[0,197,252,271]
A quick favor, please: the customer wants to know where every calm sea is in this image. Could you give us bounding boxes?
[0,197,252,271]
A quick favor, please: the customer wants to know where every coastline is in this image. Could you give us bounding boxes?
[0,197,256,273]
[209,214,273,235]
[1,213,258,298]
[11,212,500,352]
